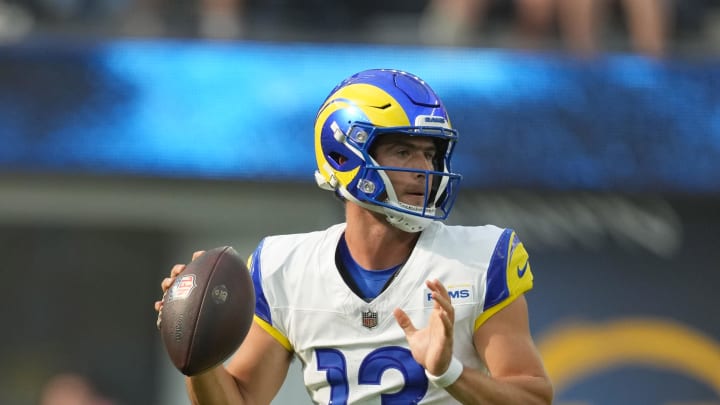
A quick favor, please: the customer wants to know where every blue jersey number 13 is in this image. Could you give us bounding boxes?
[316,346,428,404]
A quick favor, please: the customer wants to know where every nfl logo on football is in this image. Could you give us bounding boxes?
[362,310,378,329]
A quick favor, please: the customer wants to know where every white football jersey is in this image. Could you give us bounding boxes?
[248,221,533,405]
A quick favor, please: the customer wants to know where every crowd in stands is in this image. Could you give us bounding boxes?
[0,0,718,56]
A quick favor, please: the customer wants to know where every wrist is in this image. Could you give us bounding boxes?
[425,356,463,388]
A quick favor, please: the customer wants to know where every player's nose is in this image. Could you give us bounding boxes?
[409,152,433,172]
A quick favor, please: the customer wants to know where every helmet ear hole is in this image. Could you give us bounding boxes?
[329,152,348,167]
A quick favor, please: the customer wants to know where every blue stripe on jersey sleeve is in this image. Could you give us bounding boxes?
[483,228,514,311]
[250,238,272,324]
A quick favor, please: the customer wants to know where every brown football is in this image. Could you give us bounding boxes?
[159,246,255,376]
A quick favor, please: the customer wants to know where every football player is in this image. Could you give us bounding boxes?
[157,68,553,404]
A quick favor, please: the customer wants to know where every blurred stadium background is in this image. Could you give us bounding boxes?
[1,0,720,404]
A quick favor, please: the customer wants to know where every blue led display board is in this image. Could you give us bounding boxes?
[1,39,719,194]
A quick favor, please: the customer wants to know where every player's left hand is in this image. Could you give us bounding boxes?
[393,278,455,376]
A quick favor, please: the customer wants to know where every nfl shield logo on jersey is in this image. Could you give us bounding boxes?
[362,310,378,329]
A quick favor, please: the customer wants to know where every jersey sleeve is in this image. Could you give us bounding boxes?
[474,228,534,331]
[248,239,293,351]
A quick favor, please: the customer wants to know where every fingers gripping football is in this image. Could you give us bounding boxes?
[155,251,206,328]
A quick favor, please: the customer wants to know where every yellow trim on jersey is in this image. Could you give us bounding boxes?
[474,232,534,331]
[247,252,293,352]
[254,315,293,352]
[473,285,527,330]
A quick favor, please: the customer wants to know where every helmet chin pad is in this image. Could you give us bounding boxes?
[382,204,434,233]
[338,185,436,233]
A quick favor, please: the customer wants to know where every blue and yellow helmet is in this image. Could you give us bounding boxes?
[314,69,462,232]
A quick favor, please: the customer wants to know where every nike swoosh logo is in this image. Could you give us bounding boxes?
[517,262,529,278]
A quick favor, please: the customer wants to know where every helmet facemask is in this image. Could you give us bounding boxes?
[328,123,462,232]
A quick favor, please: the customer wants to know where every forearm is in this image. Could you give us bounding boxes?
[444,365,553,405]
[185,366,248,405]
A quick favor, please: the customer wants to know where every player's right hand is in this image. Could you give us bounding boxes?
[154,251,206,329]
